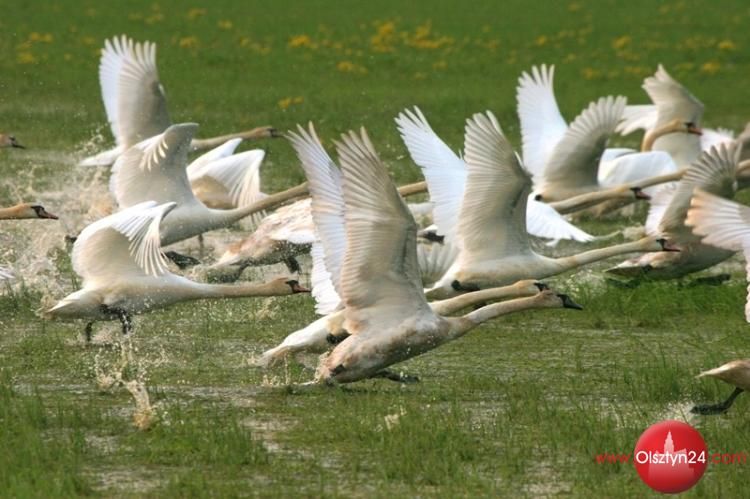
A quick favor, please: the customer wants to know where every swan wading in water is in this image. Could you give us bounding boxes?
[46,201,309,341]
[421,111,676,300]
[308,120,582,384]
[80,35,277,167]
[690,359,750,415]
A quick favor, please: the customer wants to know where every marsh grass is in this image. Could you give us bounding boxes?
[2,0,750,496]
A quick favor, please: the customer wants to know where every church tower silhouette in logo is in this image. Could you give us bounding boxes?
[648,431,696,483]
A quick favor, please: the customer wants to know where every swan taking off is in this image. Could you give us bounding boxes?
[312,123,582,385]
[46,201,309,340]
[80,35,277,167]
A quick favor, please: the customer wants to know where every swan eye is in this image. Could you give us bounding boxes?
[534,194,543,201]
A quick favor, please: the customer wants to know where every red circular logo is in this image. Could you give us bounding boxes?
[633,420,707,494]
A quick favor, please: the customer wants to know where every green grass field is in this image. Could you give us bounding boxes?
[1,0,749,496]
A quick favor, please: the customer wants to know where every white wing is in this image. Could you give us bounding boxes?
[110,123,198,208]
[701,127,735,152]
[659,142,739,237]
[186,138,243,178]
[287,123,347,299]
[527,197,594,243]
[310,241,342,315]
[616,104,658,135]
[643,65,703,166]
[335,128,430,330]
[396,107,466,241]
[72,201,175,285]
[686,190,750,321]
[99,35,171,148]
[458,111,532,261]
[644,184,677,236]
[542,95,627,189]
[598,150,678,195]
[516,64,568,180]
[417,241,459,287]
[189,150,266,208]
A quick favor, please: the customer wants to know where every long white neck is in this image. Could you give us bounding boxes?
[448,294,550,339]
[205,182,309,228]
[642,121,686,152]
[190,127,276,150]
[183,280,290,300]
[550,186,630,215]
[430,282,537,315]
[549,237,658,274]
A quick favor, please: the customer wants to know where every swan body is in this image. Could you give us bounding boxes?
[47,201,307,334]
[80,35,275,167]
[395,106,595,244]
[412,111,670,299]
[608,143,739,279]
[110,123,271,246]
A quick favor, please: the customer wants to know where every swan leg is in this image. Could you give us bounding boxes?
[372,370,420,384]
[686,274,731,287]
[164,251,201,269]
[84,322,94,343]
[197,233,205,258]
[691,387,744,415]
[284,256,301,274]
[115,310,133,336]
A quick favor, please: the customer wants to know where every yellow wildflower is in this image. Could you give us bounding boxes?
[432,60,447,70]
[179,36,199,49]
[288,34,314,48]
[611,35,631,50]
[278,96,304,110]
[534,35,547,47]
[336,60,367,74]
[700,61,720,75]
[217,20,233,30]
[717,40,736,51]
[17,52,37,64]
[187,8,206,20]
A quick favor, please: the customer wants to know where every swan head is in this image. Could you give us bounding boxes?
[684,121,703,136]
[656,238,680,252]
[284,279,310,294]
[0,134,24,149]
[534,289,583,310]
[12,203,58,220]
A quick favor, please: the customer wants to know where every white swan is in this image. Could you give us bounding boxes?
[419,111,672,299]
[0,133,24,149]
[395,106,596,245]
[518,65,701,208]
[607,143,739,279]
[110,123,284,247]
[80,35,276,167]
[311,126,582,384]
[690,359,750,415]
[46,201,308,340]
[616,65,704,167]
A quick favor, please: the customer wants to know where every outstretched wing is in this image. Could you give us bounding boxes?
[396,107,466,242]
[516,64,568,180]
[190,150,266,208]
[336,128,430,330]
[287,123,346,303]
[659,142,739,237]
[110,123,199,208]
[542,95,626,190]
[99,35,171,147]
[72,201,175,285]
[458,111,533,261]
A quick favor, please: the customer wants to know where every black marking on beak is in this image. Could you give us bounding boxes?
[451,280,481,292]
[631,187,650,201]
[534,282,549,291]
[10,136,25,149]
[32,205,58,220]
[657,238,680,252]
[558,294,583,310]
[286,279,310,293]
[685,122,703,136]
[419,229,445,244]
